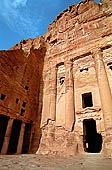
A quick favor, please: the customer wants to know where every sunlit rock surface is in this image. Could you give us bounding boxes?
[0,0,112,157]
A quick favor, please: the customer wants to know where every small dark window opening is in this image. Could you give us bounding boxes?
[80,68,88,72]
[107,62,112,66]
[109,66,112,70]
[16,98,19,104]
[20,109,25,116]
[82,92,93,108]
[60,77,65,85]
[22,102,26,108]
[25,86,29,91]
[47,35,51,41]
[23,40,26,44]
[0,94,6,101]
[50,39,57,45]
[107,63,112,70]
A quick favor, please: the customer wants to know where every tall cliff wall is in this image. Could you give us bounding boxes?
[0,0,112,156]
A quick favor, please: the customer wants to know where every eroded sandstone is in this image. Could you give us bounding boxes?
[0,0,112,157]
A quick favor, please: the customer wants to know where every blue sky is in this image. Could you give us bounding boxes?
[0,0,100,50]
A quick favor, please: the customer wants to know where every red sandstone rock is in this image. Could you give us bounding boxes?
[0,0,112,157]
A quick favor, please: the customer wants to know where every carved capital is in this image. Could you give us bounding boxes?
[64,60,73,68]
[91,47,101,54]
[91,47,103,61]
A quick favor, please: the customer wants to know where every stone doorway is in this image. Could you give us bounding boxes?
[83,119,102,153]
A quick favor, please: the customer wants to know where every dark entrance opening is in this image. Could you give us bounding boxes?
[22,123,32,154]
[83,119,102,153]
[0,115,9,153]
[8,120,22,154]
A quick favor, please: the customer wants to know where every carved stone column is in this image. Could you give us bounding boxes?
[41,69,50,127]
[92,48,112,130]
[49,66,57,120]
[64,60,75,131]
[1,118,14,154]
[92,48,112,156]
[16,122,25,154]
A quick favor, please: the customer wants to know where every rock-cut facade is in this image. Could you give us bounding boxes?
[0,0,112,157]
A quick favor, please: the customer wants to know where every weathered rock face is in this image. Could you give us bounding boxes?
[0,37,46,154]
[0,0,112,157]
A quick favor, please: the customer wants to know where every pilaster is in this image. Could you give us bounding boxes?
[64,60,75,131]
[16,122,25,154]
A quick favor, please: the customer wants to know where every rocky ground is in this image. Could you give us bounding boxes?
[0,153,112,170]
